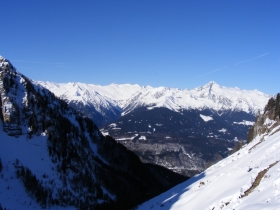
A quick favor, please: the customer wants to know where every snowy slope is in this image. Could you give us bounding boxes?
[37,81,270,119]
[137,121,280,210]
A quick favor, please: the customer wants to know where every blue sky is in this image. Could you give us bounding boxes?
[1,0,279,94]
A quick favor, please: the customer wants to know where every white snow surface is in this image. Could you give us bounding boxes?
[116,134,138,141]
[36,81,270,116]
[200,114,213,122]
[139,136,146,140]
[35,81,141,108]
[234,121,255,126]
[218,128,227,133]
[137,126,280,210]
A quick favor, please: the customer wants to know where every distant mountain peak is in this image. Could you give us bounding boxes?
[207,80,218,86]
[206,81,217,94]
[196,81,219,91]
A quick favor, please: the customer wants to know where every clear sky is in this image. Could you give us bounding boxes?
[1,0,279,94]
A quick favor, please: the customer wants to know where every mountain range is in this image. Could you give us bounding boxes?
[37,80,270,176]
[36,80,269,127]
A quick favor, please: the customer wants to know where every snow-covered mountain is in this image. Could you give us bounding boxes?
[121,81,269,115]
[36,81,270,126]
[0,55,186,209]
[138,94,280,210]
[35,81,142,126]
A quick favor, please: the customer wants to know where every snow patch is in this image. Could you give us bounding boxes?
[116,134,138,141]
[200,114,213,122]
[101,130,109,136]
[264,118,276,126]
[139,136,146,140]
[234,120,254,126]
[218,128,227,133]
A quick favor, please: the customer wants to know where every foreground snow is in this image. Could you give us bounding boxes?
[137,125,280,210]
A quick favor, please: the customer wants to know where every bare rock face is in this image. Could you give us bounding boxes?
[247,93,280,143]
[0,56,22,136]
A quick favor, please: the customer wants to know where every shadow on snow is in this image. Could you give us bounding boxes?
[141,172,205,209]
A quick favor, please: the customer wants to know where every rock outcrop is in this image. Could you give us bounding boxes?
[247,93,280,143]
[0,56,22,136]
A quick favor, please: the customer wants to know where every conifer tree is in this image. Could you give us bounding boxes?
[0,158,2,172]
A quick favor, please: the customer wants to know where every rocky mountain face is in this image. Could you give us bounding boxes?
[0,61,22,136]
[247,93,280,143]
[37,79,270,177]
[0,56,187,210]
